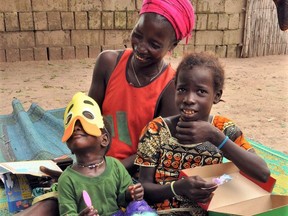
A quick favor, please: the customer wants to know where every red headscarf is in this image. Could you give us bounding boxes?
[140,0,195,43]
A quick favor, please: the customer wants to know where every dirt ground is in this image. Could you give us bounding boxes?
[0,55,287,154]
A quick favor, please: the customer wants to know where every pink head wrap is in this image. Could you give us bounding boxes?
[140,0,195,43]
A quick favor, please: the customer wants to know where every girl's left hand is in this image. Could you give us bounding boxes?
[129,183,144,201]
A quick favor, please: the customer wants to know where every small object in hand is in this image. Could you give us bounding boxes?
[83,190,92,207]
[212,174,232,185]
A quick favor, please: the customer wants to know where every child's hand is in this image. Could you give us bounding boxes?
[176,176,217,203]
[79,206,99,216]
[128,183,144,201]
[176,119,215,144]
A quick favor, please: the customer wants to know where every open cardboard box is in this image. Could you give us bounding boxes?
[0,160,62,213]
[179,162,288,216]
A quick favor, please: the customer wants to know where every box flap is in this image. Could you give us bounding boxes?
[0,160,62,176]
[209,194,288,215]
[179,162,276,211]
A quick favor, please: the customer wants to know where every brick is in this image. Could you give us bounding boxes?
[34,12,48,30]
[19,12,34,31]
[194,45,205,52]
[115,12,126,30]
[239,12,245,28]
[0,13,4,31]
[104,30,131,46]
[205,45,216,53]
[20,48,34,61]
[71,30,104,46]
[0,0,31,12]
[215,45,227,57]
[75,46,88,59]
[102,12,114,30]
[225,0,246,14]
[195,14,207,30]
[48,47,62,60]
[127,11,138,29]
[135,0,142,10]
[88,45,100,58]
[223,29,242,44]
[0,49,6,62]
[197,0,225,13]
[228,13,240,30]
[183,44,195,54]
[102,0,135,10]
[227,44,238,57]
[70,0,102,11]
[75,12,88,30]
[6,48,20,62]
[36,31,70,47]
[3,32,35,49]
[5,12,19,31]
[218,14,229,30]
[32,0,68,12]
[61,12,74,30]
[207,14,218,30]
[47,12,61,30]
[62,46,75,60]
[195,30,223,45]
[88,12,101,30]
[34,47,48,61]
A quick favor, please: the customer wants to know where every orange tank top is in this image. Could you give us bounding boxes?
[103,49,175,159]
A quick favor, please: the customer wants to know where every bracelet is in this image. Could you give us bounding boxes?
[218,136,229,150]
[170,181,179,196]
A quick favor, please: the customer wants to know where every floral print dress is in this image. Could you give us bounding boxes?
[135,116,252,215]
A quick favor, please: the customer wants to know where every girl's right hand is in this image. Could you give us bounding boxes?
[175,176,217,203]
[79,206,99,216]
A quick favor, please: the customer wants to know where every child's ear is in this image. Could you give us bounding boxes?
[100,133,109,148]
[213,90,223,104]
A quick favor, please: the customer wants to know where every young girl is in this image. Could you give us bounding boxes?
[58,92,144,216]
[88,0,195,174]
[135,52,270,215]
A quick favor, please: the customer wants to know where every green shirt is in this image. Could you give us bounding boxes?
[58,156,133,216]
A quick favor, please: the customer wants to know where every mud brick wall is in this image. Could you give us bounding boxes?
[0,0,246,62]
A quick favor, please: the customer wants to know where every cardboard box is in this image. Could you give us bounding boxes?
[0,160,62,213]
[179,162,288,215]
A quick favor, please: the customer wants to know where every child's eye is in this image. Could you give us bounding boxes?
[83,111,94,119]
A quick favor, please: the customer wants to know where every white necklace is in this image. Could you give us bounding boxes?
[77,159,104,169]
[131,59,165,86]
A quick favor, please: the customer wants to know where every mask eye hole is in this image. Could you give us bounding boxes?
[65,114,72,125]
[83,111,94,119]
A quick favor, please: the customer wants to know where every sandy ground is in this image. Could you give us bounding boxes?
[0,55,287,154]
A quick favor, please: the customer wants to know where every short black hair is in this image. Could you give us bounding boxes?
[175,52,225,93]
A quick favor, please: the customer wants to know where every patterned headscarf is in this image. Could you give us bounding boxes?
[140,0,195,43]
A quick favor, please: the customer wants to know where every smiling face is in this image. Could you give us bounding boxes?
[130,13,177,66]
[175,65,222,122]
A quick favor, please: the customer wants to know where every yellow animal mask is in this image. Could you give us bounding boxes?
[62,92,104,142]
